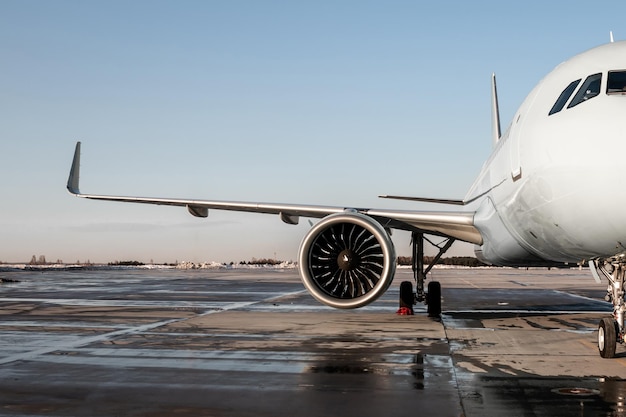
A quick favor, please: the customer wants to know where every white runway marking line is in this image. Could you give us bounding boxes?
[551,289,608,304]
[0,297,282,309]
[443,309,606,314]
[456,277,481,289]
[0,289,307,365]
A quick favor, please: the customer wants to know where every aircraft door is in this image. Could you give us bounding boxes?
[509,113,522,181]
[509,84,543,181]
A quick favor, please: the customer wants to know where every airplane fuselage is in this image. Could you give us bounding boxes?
[470,41,626,265]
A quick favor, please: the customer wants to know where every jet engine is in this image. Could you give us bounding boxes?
[298,212,396,309]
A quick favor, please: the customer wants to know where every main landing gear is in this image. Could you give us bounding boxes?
[591,258,626,358]
[399,232,454,317]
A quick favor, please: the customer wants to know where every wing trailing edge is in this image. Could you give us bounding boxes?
[67,142,482,245]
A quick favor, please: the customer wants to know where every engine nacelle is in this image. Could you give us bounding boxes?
[298,212,396,309]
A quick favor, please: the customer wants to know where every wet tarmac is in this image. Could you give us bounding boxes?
[0,267,625,416]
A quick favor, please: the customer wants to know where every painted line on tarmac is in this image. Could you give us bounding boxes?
[443,309,607,314]
[0,296,284,309]
[551,290,609,306]
[0,289,306,366]
[457,278,482,289]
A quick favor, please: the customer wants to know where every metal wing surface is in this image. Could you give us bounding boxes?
[67,142,481,245]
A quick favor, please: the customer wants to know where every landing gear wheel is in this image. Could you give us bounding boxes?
[598,318,618,358]
[427,281,441,317]
[399,281,414,314]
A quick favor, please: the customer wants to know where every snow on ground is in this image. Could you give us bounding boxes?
[0,261,298,271]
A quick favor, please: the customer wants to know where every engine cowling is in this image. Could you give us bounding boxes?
[298,212,396,309]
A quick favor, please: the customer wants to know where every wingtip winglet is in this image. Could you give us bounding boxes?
[67,141,82,195]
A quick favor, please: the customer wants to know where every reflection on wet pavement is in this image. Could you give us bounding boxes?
[0,267,624,416]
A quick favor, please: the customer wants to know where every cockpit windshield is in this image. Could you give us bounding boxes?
[548,79,581,115]
[567,73,601,109]
[549,70,626,116]
[607,71,626,94]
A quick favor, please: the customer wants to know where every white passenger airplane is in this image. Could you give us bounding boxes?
[68,40,626,358]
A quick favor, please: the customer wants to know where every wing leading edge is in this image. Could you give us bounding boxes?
[67,142,482,245]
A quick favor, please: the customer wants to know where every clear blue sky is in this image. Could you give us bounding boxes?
[0,1,621,264]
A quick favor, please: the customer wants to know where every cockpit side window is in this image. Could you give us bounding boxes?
[607,71,626,94]
[548,79,581,115]
[567,73,602,108]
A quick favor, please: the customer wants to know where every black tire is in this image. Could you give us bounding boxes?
[598,318,618,358]
[399,281,414,313]
[427,281,441,317]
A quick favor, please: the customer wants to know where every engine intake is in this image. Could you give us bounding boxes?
[298,212,396,309]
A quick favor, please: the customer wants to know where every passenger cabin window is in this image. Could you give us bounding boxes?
[567,73,602,108]
[607,71,626,94]
[548,79,581,115]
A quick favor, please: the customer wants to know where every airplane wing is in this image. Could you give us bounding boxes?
[67,142,482,245]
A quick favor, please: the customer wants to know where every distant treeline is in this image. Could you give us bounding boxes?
[108,260,145,266]
[13,256,487,268]
[239,258,284,266]
[239,256,487,267]
[397,256,487,267]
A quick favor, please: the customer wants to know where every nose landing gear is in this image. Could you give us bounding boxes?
[590,258,626,358]
[598,317,619,358]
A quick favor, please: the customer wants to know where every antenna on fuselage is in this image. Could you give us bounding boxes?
[610,31,615,43]
[491,73,501,147]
